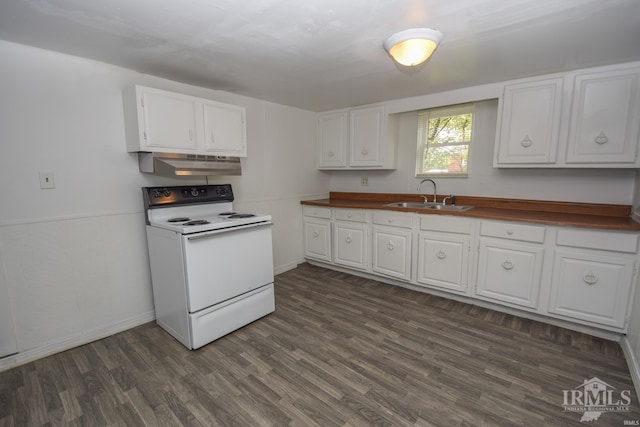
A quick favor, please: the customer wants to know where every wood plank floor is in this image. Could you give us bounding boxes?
[1,262,639,426]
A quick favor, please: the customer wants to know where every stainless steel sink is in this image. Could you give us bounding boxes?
[384,202,474,211]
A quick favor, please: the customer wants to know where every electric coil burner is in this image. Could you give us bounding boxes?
[143,184,275,350]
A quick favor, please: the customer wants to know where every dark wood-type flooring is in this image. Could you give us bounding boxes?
[1,263,639,426]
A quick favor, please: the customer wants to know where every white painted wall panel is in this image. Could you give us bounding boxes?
[0,40,324,369]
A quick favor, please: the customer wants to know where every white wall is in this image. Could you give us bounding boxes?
[328,98,636,205]
[0,40,327,370]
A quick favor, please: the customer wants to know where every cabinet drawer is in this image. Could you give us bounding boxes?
[480,221,545,243]
[302,206,331,219]
[373,211,413,228]
[335,209,368,223]
[420,215,472,234]
[557,229,639,254]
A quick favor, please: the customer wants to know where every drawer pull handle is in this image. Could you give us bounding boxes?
[345,234,352,244]
[361,148,369,155]
[387,241,395,251]
[583,272,598,285]
[436,249,447,260]
[312,231,319,238]
[328,151,334,157]
[520,135,533,148]
[502,260,514,270]
[594,131,608,145]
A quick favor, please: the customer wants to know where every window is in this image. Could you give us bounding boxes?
[415,103,474,177]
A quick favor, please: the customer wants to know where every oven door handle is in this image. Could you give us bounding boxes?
[186,221,273,240]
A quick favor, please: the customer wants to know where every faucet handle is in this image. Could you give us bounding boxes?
[442,194,455,206]
[421,195,429,204]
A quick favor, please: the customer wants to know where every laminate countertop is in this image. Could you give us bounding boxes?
[301,192,640,232]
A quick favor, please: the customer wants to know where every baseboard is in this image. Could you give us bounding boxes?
[621,336,640,404]
[274,258,305,276]
[0,310,156,373]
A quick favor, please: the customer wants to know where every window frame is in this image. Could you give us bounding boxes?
[415,103,475,178]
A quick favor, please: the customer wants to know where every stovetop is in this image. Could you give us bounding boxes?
[143,185,271,234]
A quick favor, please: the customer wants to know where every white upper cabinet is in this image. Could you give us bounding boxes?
[349,106,385,167]
[494,63,640,168]
[125,85,247,157]
[132,86,199,153]
[202,101,247,156]
[317,111,348,167]
[495,78,563,165]
[566,69,640,164]
[317,106,397,169]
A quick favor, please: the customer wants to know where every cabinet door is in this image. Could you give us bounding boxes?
[418,233,470,293]
[318,111,348,168]
[139,87,198,152]
[495,78,563,165]
[476,240,544,309]
[334,222,368,271]
[203,102,247,156]
[372,227,412,281]
[566,69,640,164]
[304,219,332,262]
[350,106,384,167]
[548,249,635,328]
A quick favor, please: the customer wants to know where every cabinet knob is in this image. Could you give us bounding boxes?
[312,231,319,238]
[387,241,395,251]
[594,131,608,145]
[436,249,447,260]
[520,136,533,148]
[347,213,352,218]
[345,234,352,244]
[502,260,514,270]
[388,218,393,223]
[506,230,514,235]
[361,148,369,156]
[583,272,598,285]
[328,151,334,157]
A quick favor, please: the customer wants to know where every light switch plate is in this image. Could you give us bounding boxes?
[39,172,55,189]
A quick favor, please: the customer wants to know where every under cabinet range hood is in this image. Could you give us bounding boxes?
[137,152,242,177]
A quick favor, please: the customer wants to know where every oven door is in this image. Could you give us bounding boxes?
[182,222,274,313]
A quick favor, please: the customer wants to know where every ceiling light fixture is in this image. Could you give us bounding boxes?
[383,28,443,67]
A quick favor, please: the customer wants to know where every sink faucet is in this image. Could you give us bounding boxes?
[417,178,437,204]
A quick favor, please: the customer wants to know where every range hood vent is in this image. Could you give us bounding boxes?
[138,152,242,177]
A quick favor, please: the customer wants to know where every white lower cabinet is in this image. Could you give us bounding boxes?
[475,220,545,310]
[302,207,332,263]
[418,232,470,293]
[371,211,413,281]
[476,240,544,309]
[302,207,640,333]
[417,215,473,293]
[333,209,370,271]
[547,229,639,328]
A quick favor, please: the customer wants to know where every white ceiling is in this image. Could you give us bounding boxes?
[1,0,639,112]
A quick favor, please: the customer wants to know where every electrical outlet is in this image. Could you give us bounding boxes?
[39,172,55,189]
[361,176,368,186]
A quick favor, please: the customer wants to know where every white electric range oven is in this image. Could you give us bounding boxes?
[143,184,275,349]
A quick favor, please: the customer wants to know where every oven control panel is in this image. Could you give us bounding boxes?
[143,184,234,208]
